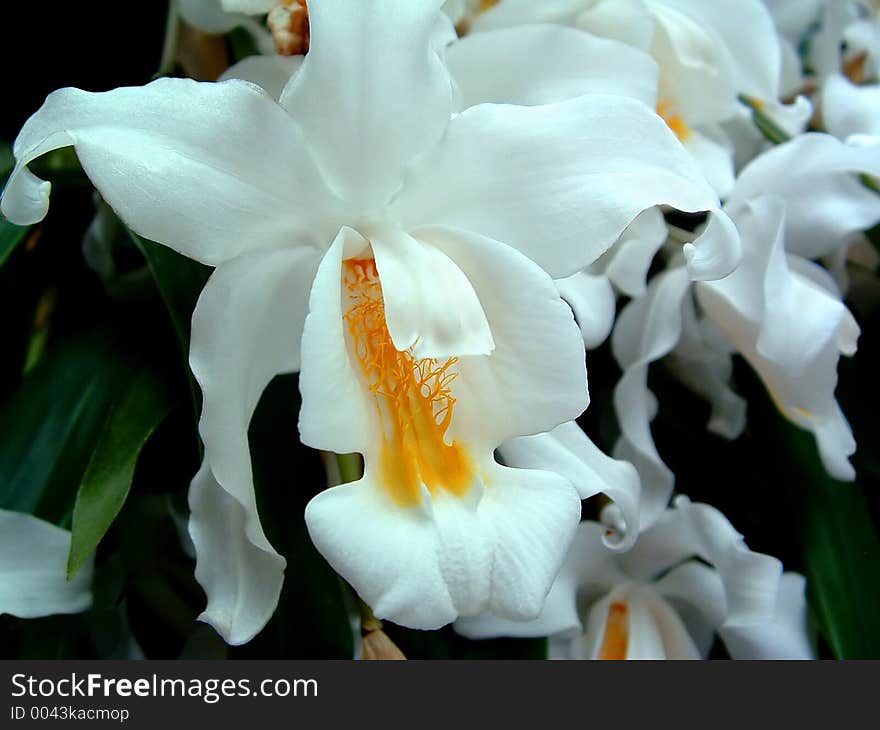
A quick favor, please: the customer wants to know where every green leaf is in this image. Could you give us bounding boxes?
[0,329,137,525]
[784,426,880,658]
[747,387,880,659]
[67,366,174,579]
[0,141,13,179]
[0,218,31,268]
[738,94,792,145]
[129,231,211,421]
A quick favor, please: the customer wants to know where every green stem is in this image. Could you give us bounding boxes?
[359,599,382,634]
[738,94,792,145]
[336,452,364,484]
[156,0,180,78]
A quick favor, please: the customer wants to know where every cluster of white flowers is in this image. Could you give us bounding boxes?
[3,0,878,659]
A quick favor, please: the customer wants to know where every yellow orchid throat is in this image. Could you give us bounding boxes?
[656,100,691,142]
[598,601,629,660]
[343,258,475,507]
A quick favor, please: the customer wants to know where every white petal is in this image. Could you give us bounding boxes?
[620,496,783,627]
[823,74,880,142]
[655,561,727,629]
[660,0,783,103]
[697,197,860,480]
[602,207,668,299]
[188,462,286,645]
[648,2,739,126]
[179,0,249,33]
[684,128,735,198]
[298,228,374,455]
[1,78,336,265]
[219,55,303,101]
[574,0,655,50]
[445,24,658,108]
[305,459,580,629]
[305,479,473,629]
[395,94,738,280]
[500,422,642,550]
[478,462,582,621]
[727,133,880,260]
[556,271,616,350]
[188,245,320,644]
[578,585,701,660]
[665,292,747,440]
[612,266,692,531]
[638,586,703,659]
[719,573,815,659]
[765,0,824,44]
[0,510,93,618]
[415,225,588,447]
[470,0,586,30]
[222,0,275,12]
[370,227,494,359]
[279,0,453,208]
[809,1,860,79]
[455,521,624,640]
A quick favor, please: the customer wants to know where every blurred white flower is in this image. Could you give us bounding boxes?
[470,0,812,195]
[0,510,93,619]
[456,497,813,660]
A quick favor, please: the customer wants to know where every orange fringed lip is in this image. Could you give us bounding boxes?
[342,258,475,506]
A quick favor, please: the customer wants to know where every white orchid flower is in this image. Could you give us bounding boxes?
[470,0,811,195]
[697,196,862,481]
[2,0,739,643]
[0,510,94,619]
[810,1,880,82]
[614,134,880,501]
[456,497,812,660]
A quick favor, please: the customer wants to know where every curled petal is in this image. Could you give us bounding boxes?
[1,78,335,265]
[612,266,692,531]
[500,422,642,550]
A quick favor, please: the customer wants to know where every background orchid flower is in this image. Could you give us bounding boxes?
[696,197,862,481]
[822,74,880,146]
[469,0,811,196]
[810,1,880,83]
[499,421,643,550]
[178,0,303,99]
[178,0,276,54]
[455,497,812,660]
[1,0,742,643]
[0,510,94,619]
[612,134,880,511]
